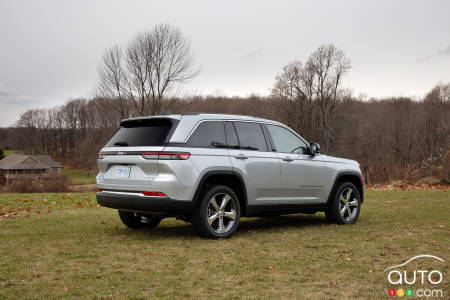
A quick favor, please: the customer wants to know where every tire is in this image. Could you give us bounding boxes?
[325,182,361,224]
[118,210,162,229]
[191,185,241,238]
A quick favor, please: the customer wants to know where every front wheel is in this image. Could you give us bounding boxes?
[325,182,361,224]
[118,210,162,229]
[191,185,241,238]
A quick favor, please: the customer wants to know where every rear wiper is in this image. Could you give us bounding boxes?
[113,141,129,146]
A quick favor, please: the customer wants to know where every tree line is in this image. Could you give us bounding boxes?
[0,24,448,184]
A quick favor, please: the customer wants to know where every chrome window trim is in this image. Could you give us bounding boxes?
[182,119,310,149]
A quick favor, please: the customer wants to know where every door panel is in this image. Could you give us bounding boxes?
[266,124,326,203]
[277,153,325,203]
[226,121,281,205]
[228,149,281,204]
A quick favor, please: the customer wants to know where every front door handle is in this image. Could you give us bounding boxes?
[282,157,294,162]
[234,154,248,160]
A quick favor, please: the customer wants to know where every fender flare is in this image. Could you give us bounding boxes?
[327,171,365,204]
[192,170,248,210]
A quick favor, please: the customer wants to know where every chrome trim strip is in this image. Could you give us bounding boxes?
[97,190,167,198]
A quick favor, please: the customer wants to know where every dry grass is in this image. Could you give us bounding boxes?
[61,169,96,185]
[0,190,448,299]
[0,193,96,219]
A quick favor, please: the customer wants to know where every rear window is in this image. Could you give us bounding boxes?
[105,119,175,147]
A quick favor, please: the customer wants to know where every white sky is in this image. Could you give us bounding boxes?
[0,0,449,127]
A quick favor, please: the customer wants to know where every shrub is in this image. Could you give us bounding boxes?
[5,175,69,193]
[416,177,441,186]
[442,150,450,184]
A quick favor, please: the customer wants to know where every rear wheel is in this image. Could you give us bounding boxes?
[325,182,361,224]
[191,185,241,238]
[118,210,162,229]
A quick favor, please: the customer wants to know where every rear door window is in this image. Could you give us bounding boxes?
[224,122,240,149]
[106,118,175,147]
[233,122,268,151]
[187,121,227,148]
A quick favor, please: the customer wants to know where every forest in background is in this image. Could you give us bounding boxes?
[0,84,448,184]
[0,24,448,184]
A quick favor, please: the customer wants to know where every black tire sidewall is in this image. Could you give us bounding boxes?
[118,210,162,229]
[118,210,145,228]
[141,214,163,228]
[331,182,361,225]
[194,185,241,238]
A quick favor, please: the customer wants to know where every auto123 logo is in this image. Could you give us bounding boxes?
[384,255,445,298]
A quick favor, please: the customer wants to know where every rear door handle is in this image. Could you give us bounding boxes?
[282,157,294,162]
[234,154,248,160]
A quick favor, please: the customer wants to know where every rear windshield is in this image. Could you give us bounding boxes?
[105,119,175,147]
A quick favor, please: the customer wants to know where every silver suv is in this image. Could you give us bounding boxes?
[96,113,364,238]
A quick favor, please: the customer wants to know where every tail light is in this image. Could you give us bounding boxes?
[97,189,103,193]
[98,152,106,159]
[141,152,190,160]
[142,191,167,197]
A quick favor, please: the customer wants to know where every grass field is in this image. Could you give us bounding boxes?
[61,169,96,185]
[0,190,448,299]
[2,150,24,156]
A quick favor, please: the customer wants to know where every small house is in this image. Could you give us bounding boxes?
[0,154,63,180]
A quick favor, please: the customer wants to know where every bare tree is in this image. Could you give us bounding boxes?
[307,44,351,150]
[148,24,197,114]
[272,44,351,151]
[96,24,197,116]
[435,82,450,103]
[96,45,130,119]
[272,60,315,137]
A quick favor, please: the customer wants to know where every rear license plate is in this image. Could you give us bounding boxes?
[114,166,130,178]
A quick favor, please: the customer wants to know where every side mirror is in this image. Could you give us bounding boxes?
[310,143,320,155]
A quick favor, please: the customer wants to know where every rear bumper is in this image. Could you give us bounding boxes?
[96,191,194,215]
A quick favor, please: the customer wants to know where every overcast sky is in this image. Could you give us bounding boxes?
[0,0,449,127]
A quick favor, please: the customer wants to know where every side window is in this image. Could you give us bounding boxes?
[224,122,240,149]
[233,122,268,151]
[266,125,308,154]
[187,121,226,148]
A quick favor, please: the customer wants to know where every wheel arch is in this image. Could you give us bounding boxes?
[192,170,248,216]
[327,171,365,204]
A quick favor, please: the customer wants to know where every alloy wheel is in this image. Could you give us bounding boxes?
[338,188,359,222]
[206,193,237,234]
